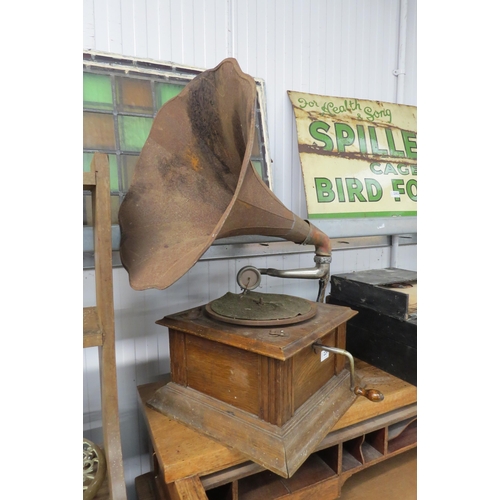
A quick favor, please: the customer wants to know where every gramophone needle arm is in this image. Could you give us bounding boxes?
[258,256,331,280]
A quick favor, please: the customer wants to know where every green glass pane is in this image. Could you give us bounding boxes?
[83,73,113,110]
[108,155,119,192]
[155,82,184,109]
[251,160,263,178]
[83,152,93,172]
[118,116,153,152]
[83,153,119,192]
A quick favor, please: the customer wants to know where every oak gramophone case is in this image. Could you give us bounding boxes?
[119,58,382,477]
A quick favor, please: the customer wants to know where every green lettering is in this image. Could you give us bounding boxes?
[365,178,383,202]
[397,164,409,175]
[335,178,345,202]
[357,125,368,154]
[370,162,383,175]
[385,129,405,157]
[401,130,417,159]
[315,177,335,202]
[346,178,367,202]
[334,123,355,153]
[309,121,334,151]
[384,163,398,175]
[368,126,388,155]
[406,179,417,201]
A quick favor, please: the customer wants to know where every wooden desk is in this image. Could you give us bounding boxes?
[136,360,417,499]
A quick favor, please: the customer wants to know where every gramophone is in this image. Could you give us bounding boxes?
[119,58,382,478]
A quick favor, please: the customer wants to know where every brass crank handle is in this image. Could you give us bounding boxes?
[312,342,384,402]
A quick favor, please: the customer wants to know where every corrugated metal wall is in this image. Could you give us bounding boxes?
[83,1,417,497]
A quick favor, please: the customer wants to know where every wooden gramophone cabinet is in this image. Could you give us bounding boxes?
[148,300,360,478]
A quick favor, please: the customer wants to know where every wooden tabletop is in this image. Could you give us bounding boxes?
[137,360,416,485]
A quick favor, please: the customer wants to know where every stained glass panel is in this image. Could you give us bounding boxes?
[118,116,153,152]
[83,54,270,235]
[83,112,116,149]
[155,82,184,108]
[116,77,154,114]
[83,73,113,111]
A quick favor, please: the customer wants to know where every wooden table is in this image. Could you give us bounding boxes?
[135,360,417,499]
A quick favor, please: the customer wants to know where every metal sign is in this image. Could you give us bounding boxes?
[288,91,417,220]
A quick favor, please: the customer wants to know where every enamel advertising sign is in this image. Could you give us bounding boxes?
[288,91,417,219]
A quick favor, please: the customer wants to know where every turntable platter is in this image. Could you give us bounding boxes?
[205,291,317,326]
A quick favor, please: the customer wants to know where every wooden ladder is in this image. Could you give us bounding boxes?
[84,153,127,499]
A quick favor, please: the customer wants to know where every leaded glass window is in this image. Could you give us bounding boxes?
[83,52,271,229]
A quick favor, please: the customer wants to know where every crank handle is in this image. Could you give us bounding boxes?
[312,342,384,402]
[353,386,384,402]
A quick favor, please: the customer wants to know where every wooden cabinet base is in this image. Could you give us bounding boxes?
[148,368,355,478]
[136,361,417,500]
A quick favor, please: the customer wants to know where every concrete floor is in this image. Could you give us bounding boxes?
[340,448,417,500]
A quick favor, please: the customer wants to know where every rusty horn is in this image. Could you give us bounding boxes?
[118,58,331,300]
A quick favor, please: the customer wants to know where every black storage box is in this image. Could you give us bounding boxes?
[326,268,417,386]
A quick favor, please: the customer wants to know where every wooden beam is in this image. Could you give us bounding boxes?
[167,477,208,500]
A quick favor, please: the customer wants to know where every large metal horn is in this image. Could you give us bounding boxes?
[119,58,331,299]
